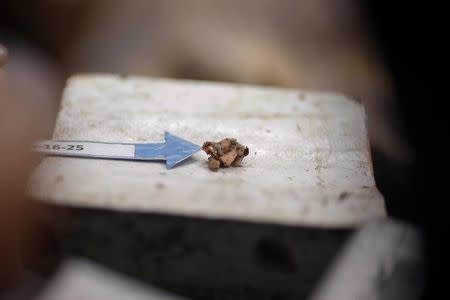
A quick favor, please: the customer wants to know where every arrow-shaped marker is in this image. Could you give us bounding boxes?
[33,132,201,169]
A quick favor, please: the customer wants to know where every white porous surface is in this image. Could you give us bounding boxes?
[29,75,385,228]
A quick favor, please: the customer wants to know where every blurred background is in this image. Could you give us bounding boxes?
[0,1,446,299]
[0,0,407,158]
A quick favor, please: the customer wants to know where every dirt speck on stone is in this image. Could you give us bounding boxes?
[202,138,249,171]
[55,174,64,183]
[155,182,166,189]
[338,191,350,201]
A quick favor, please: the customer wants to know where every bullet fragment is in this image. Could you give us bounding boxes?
[202,138,249,171]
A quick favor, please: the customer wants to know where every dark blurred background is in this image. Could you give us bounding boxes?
[0,1,447,299]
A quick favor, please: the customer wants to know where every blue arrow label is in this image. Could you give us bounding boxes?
[135,132,201,168]
[33,132,201,169]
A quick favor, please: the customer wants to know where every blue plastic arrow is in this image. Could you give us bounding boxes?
[33,132,201,169]
[135,132,201,168]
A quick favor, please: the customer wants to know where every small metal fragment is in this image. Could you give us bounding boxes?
[208,157,221,171]
[202,138,249,171]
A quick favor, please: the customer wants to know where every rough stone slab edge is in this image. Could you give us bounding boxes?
[29,74,386,229]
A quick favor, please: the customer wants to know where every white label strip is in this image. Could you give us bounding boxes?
[33,141,135,159]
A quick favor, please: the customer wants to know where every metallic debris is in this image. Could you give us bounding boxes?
[202,138,249,171]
